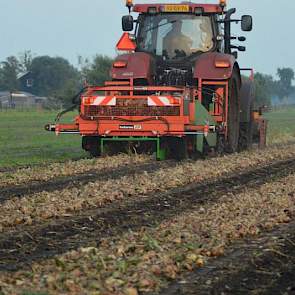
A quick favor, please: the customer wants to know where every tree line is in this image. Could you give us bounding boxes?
[254,68,295,107]
[0,51,294,108]
[0,52,113,107]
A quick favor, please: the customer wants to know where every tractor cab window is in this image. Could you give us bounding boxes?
[137,14,214,60]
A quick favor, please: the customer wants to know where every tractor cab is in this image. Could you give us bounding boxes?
[119,2,252,87]
[136,13,215,61]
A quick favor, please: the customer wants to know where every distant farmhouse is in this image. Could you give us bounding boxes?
[17,71,34,93]
[0,72,47,109]
[0,91,47,109]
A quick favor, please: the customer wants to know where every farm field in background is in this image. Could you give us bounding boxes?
[0,109,87,168]
[265,106,295,144]
[0,107,294,169]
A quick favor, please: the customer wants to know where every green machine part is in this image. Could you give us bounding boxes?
[194,100,217,153]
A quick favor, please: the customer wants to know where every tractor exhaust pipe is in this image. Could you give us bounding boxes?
[224,8,236,54]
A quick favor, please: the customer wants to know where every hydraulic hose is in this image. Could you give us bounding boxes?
[55,87,87,123]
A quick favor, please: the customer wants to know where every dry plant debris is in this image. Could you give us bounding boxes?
[0,154,149,187]
[1,144,295,230]
[0,171,294,295]
[268,133,295,145]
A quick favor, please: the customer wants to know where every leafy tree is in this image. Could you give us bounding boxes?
[29,56,81,103]
[81,55,113,85]
[55,78,82,107]
[253,73,274,107]
[0,53,114,107]
[0,56,20,91]
[276,68,294,100]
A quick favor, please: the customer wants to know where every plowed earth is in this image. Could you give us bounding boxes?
[0,144,294,295]
[157,221,295,295]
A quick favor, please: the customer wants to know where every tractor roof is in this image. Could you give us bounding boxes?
[133,3,223,14]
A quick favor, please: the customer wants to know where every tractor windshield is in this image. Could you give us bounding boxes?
[137,14,214,59]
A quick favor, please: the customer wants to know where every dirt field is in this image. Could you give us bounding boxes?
[0,138,294,295]
[0,108,294,294]
[158,221,295,295]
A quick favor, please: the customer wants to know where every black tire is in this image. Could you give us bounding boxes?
[239,102,254,151]
[239,78,255,151]
[226,72,241,153]
[82,136,101,157]
[216,135,226,156]
[169,137,188,161]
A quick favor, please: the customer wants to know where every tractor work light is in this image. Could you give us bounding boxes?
[113,61,128,68]
[219,0,227,7]
[215,61,230,68]
[126,0,133,7]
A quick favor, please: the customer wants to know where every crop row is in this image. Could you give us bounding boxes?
[0,154,150,187]
[1,144,295,231]
[0,170,294,295]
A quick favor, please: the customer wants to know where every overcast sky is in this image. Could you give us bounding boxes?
[1,0,293,76]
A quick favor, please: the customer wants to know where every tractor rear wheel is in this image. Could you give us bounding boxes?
[239,102,254,151]
[226,72,240,153]
[216,135,226,156]
[239,79,255,151]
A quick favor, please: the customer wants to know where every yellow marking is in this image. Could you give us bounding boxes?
[164,5,190,12]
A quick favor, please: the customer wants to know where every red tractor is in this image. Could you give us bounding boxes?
[46,0,267,160]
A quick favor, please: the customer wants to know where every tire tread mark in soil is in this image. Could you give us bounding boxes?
[0,158,294,272]
[0,161,176,202]
[156,221,295,295]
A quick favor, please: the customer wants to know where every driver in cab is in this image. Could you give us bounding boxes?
[163,20,193,59]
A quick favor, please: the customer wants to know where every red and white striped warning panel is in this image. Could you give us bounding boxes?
[83,96,116,106]
[147,96,180,107]
[83,95,180,107]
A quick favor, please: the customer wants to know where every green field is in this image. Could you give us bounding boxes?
[0,109,87,169]
[265,106,295,144]
[0,107,294,169]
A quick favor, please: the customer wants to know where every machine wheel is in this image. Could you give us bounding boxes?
[216,135,226,156]
[239,102,254,151]
[82,136,101,157]
[239,122,253,151]
[176,138,188,160]
[169,137,188,161]
[239,79,255,151]
[226,72,241,153]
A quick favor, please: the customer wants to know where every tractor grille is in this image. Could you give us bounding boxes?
[83,105,180,117]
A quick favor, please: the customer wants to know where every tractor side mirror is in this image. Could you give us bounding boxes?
[122,15,134,32]
[241,15,253,31]
[238,36,246,42]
